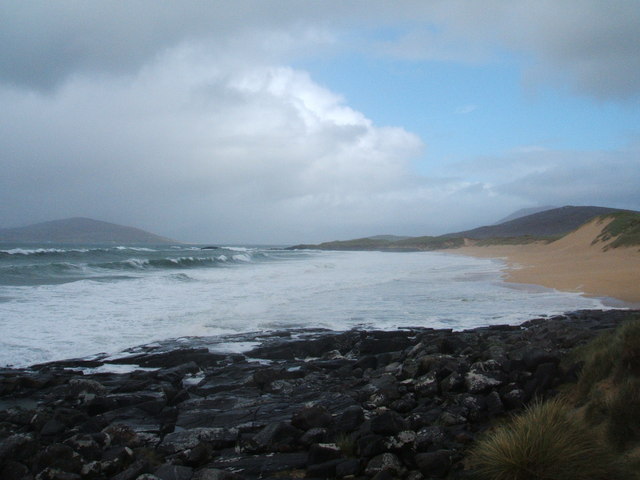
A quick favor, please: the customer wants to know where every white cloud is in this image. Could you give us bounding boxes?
[0,46,434,242]
[455,104,478,115]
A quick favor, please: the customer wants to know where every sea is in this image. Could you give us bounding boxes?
[0,243,611,368]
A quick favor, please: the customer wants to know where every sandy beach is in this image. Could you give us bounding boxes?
[449,217,640,305]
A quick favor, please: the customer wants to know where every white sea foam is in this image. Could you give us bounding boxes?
[0,250,609,367]
[115,246,156,252]
[1,248,89,255]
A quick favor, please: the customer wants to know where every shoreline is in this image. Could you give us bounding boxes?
[444,218,640,306]
[449,245,640,306]
[1,310,636,479]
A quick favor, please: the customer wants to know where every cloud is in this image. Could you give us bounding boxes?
[0,46,437,242]
[450,147,640,210]
[455,104,478,115]
[370,0,640,100]
[2,1,638,100]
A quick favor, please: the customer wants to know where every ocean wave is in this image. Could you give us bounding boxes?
[95,254,254,271]
[0,246,160,258]
[0,248,89,256]
[222,246,254,252]
[114,246,157,252]
[0,262,87,285]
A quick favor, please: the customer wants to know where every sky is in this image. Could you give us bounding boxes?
[0,1,639,244]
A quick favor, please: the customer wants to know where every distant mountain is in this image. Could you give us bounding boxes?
[289,206,639,251]
[0,218,176,244]
[494,206,556,224]
[444,206,628,239]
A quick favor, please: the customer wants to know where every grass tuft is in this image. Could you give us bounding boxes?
[606,377,640,450]
[335,432,356,458]
[573,318,640,397]
[594,211,640,249]
[469,398,626,480]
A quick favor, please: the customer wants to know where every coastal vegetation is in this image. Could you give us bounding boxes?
[469,316,640,479]
[594,211,640,249]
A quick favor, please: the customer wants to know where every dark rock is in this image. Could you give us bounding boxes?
[357,434,387,458]
[291,405,333,431]
[335,405,364,432]
[464,371,502,394]
[391,393,417,413]
[40,419,66,436]
[160,427,237,454]
[211,452,306,478]
[413,373,439,397]
[0,433,38,464]
[110,459,149,480]
[501,387,526,410]
[415,426,447,452]
[335,458,361,478]
[100,446,135,475]
[250,422,303,453]
[415,450,451,478]
[370,410,408,435]
[110,348,224,368]
[485,391,505,416]
[522,349,560,370]
[440,372,465,393]
[370,470,395,480]
[439,411,467,426]
[385,430,417,451]
[307,443,342,465]
[306,458,342,478]
[67,378,107,398]
[300,427,329,446]
[33,468,81,480]
[364,453,405,477]
[1,460,32,480]
[64,433,103,460]
[154,463,194,480]
[36,443,83,474]
[192,468,244,480]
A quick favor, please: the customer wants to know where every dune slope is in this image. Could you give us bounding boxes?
[452,216,640,304]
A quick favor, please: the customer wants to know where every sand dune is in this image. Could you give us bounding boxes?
[450,217,640,305]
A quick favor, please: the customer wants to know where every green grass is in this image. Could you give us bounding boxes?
[573,317,640,397]
[469,398,627,480]
[606,377,640,450]
[468,317,640,479]
[593,211,640,249]
[475,235,558,246]
[335,432,357,458]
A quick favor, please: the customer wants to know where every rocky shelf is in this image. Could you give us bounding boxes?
[0,309,637,480]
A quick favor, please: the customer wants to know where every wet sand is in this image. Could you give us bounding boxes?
[448,217,640,305]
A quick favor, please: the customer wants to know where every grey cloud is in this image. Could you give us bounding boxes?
[372,0,640,100]
[494,150,640,209]
[0,1,334,91]
[2,1,639,99]
[0,50,431,243]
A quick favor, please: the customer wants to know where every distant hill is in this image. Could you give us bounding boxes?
[444,206,627,239]
[289,206,639,251]
[0,218,176,244]
[493,206,556,224]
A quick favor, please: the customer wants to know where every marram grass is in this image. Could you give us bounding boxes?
[469,398,627,480]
